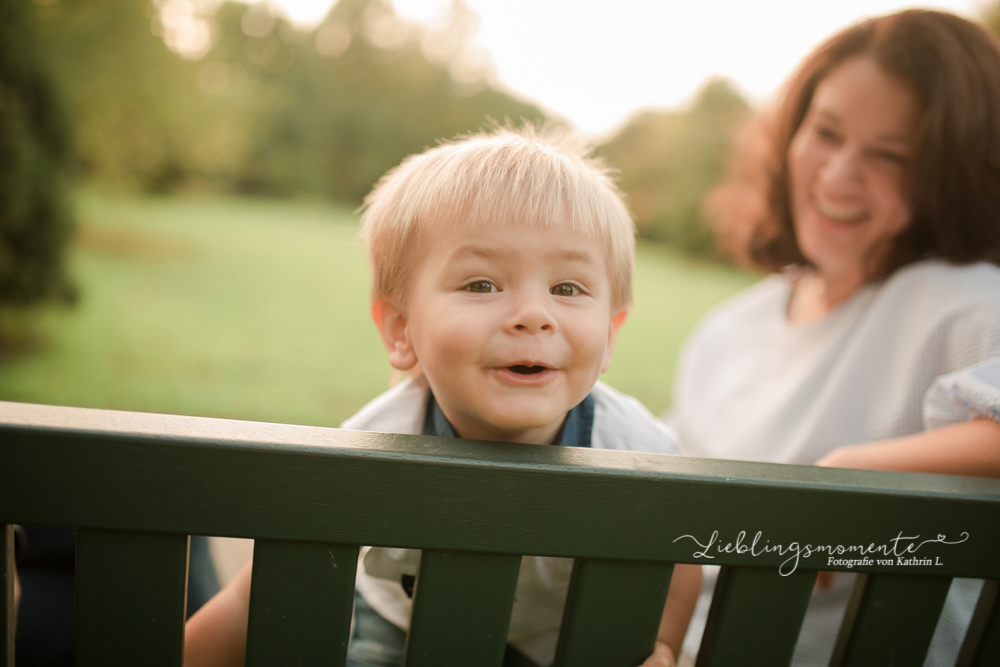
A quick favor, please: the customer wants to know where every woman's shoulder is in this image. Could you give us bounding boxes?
[875,260,1000,363]
[887,259,1000,296]
[880,260,1000,315]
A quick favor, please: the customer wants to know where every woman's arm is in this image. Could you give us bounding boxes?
[816,418,1000,477]
[184,561,253,667]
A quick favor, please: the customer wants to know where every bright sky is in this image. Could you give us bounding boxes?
[269,0,984,137]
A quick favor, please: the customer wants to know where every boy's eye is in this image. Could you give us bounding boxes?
[466,280,497,293]
[550,283,580,297]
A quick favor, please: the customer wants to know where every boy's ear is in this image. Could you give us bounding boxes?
[372,299,418,371]
[602,308,629,374]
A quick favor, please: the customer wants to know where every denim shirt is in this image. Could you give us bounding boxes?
[423,391,595,448]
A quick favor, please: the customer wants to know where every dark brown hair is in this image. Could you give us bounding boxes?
[709,10,1000,274]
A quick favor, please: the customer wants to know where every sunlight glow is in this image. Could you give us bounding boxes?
[254,0,981,135]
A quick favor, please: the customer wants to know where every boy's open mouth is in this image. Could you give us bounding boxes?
[509,365,547,375]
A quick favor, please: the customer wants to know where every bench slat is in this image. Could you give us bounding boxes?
[2,525,13,667]
[552,558,674,667]
[829,572,952,667]
[245,540,358,667]
[956,579,1000,667]
[695,565,815,667]
[405,549,520,667]
[74,529,188,667]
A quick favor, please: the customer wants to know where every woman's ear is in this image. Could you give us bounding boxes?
[371,299,418,371]
[602,308,629,374]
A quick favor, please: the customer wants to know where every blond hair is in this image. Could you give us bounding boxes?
[360,124,636,309]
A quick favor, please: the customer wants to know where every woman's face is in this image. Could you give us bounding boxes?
[788,57,919,285]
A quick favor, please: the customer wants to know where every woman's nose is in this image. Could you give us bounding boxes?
[820,145,865,189]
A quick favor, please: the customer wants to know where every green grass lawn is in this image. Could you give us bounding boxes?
[0,192,756,426]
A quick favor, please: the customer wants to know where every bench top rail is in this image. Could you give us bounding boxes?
[2,400,997,577]
[3,400,1000,667]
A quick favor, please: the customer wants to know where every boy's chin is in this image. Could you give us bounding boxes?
[473,407,570,444]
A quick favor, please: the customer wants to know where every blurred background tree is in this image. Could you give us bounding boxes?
[32,0,210,193]
[223,0,546,200]
[0,0,76,333]
[598,78,750,258]
[986,1,1000,35]
[30,0,546,202]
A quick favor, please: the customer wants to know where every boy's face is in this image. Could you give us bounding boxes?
[374,220,627,445]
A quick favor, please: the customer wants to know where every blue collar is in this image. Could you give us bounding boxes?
[424,391,594,448]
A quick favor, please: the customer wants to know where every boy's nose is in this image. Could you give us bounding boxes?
[509,295,556,334]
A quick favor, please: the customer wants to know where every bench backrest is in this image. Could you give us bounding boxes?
[2,400,999,667]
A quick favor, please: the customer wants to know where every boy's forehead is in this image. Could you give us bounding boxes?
[424,205,584,237]
[420,215,611,271]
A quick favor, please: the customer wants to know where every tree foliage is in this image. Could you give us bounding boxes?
[32,0,545,203]
[33,0,210,193]
[0,0,75,314]
[986,1,1000,37]
[223,0,546,201]
[598,78,750,257]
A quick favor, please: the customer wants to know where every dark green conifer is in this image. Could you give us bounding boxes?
[0,0,75,315]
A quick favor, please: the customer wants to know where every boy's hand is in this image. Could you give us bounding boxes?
[640,641,676,667]
[815,570,837,590]
[184,561,253,667]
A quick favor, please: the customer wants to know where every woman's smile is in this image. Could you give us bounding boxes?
[788,56,918,297]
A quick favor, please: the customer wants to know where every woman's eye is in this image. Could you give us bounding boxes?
[815,125,840,143]
[466,280,497,293]
[551,283,580,297]
[876,150,908,165]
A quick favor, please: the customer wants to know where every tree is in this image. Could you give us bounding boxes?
[33,0,211,193]
[0,0,75,321]
[218,0,547,202]
[599,78,750,258]
[31,0,546,203]
[985,1,1000,36]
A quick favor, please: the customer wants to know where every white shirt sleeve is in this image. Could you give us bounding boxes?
[923,357,1000,430]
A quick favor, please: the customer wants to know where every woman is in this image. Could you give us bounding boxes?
[667,10,1000,666]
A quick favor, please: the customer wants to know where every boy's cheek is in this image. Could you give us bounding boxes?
[600,311,628,373]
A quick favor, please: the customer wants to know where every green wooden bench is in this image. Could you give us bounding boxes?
[2,400,999,667]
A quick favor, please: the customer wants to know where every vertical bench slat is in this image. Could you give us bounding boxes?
[695,566,815,667]
[74,528,188,667]
[405,549,520,667]
[2,525,14,667]
[552,558,674,667]
[956,579,1000,667]
[829,572,952,667]
[245,540,358,667]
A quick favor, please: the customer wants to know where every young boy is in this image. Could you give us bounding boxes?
[184,126,699,667]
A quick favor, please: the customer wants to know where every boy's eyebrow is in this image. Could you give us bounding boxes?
[450,243,603,268]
